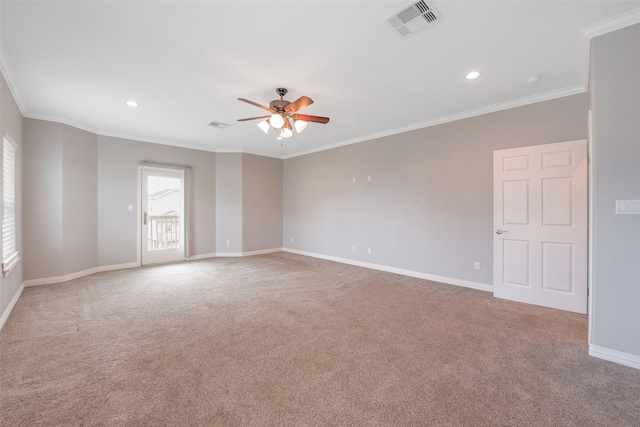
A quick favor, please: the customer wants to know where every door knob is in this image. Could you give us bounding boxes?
[495,229,509,235]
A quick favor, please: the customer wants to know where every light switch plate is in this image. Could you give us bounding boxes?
[616,200,640,214]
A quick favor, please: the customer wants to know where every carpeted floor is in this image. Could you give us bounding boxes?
[1,252,639,426]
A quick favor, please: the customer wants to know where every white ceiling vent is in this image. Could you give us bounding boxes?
[385,0,443,39]
[208,121,230,129]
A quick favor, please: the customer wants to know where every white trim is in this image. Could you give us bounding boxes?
[2,254,20,277]
[578,8,640,95]
[0,283,23,331]
[136,167,142,267]
[2,8,639,163]
[188,252,217,260]
[24,112,100,135]
[190,248,282,260]
[214,252,243,257]
[138,166,187,265]
[587,110,594,343]
[283,85,586,159]
[215,148,281,159]
[22,118,279,159]
[0,44,28,114]
[242,247,282,257]
[23,266,100,287]
[589,344,640,370]
[23,262,138,287]
[2,133,19,276]
[581,7,640,40]
[98,262,138,273]
[20,115,280,159]
[283,248,492,293]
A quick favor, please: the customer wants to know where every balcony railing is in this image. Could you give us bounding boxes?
[148,215,180,250]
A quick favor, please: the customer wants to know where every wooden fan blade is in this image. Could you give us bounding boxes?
[284,118,292,129]
[293,114,330,124]
[285,96,313,113]
[237,98,274,113]
[237,115,271,122]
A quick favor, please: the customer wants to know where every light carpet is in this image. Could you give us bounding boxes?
[1,253,639,426]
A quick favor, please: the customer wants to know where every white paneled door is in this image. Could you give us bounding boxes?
[141,168,186,265]
[493,140,588,314]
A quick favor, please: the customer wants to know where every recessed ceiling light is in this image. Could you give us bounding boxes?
[126,100,138,107]
[466,71,481,80]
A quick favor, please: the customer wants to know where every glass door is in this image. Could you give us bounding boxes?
[141,168,185,265]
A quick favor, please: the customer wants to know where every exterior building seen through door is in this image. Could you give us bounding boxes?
[141,168,185,265]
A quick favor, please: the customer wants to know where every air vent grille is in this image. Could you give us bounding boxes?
[208,121,229,129]
[385,0,443,39]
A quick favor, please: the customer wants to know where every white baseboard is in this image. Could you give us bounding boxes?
[23,267,100,287]
[283,248,492,293]
[23,262,139,287]
[190,248,282,260]
[98,262,139,272]
[214,252,243,257]
[242,247,283,257]
[589,344,640,370]
[189,253,217,260]
[0,283,24,331]
[21,249,285,288]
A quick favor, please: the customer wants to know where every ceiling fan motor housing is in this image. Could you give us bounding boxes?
[271,88,291,114]
[270,99,291,113]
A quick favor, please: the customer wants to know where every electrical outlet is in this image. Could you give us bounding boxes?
[290,237,294,243]
[352,246,356,252]
[352,177,356,183]
[474,262,481,270]
[367,247,372,254]
[226,240,230,246]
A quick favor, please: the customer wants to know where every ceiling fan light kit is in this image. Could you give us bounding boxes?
[294,119,308,133]
[269,113,285,129]
[257,120,270,134]
[238,88,329,144]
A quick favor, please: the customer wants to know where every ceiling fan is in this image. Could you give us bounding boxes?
[237,88,330,140]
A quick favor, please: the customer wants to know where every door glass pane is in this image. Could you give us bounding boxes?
[147,176,181,251]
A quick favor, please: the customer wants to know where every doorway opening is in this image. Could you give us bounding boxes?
[140,167,186,265]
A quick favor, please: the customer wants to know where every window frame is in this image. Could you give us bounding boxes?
[2,133,19,277]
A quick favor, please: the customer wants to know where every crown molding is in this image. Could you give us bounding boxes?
[283,84,587,160]
[6,7,640,162]
[24,112,100,134]
[0,43,28,115]
[22,114,282,159]
[581,7,640,40]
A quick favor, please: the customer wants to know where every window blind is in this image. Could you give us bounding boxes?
[2,135,18,275]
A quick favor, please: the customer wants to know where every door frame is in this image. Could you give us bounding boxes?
[137,164,190,266]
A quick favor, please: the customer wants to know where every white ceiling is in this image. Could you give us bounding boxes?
[2,1,640,159]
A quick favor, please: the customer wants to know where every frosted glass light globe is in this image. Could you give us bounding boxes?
[270,113,285,129]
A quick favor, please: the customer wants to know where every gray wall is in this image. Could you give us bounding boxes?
[215,153,243,254]
[284,94,589,285]
[63,126,98,275]
[23,119,63,280]
[21,120,284,281]
[21,122,218,279]
[97,135,217,266]
[23,123,220,280]
[0,73,23,318]
[243,154,283,252]
[590,23,640,357]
